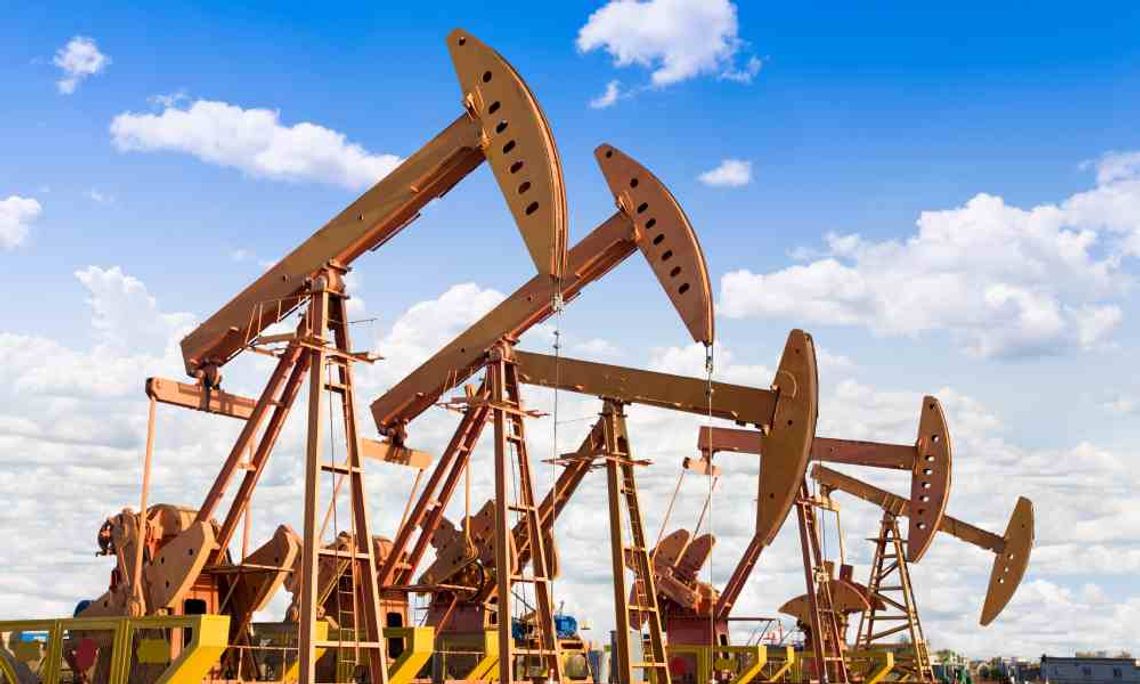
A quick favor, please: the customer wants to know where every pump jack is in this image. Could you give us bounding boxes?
[702,398,1033,683]
[511,330,817,683]
[79,27,569,684]
[367,145,716,683]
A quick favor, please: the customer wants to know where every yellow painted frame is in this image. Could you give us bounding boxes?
[667,644,792,684]
[0,614,228,684]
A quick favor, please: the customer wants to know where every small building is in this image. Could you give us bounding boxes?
[1041,656,1140,684]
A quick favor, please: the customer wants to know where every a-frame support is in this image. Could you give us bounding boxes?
[600,400,671,684]
[856,513,933,683]
[487,341,565,683]
[795,483,850,684]
[295,266,389,684]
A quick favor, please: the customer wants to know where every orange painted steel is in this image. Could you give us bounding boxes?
[811,464,1034,626]
[513,330,820,623]
[370,143,714,437]
[701,395,952,562]
[180,29,566,378]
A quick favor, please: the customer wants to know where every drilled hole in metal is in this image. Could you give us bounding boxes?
[662,250,673,261]
[920,495,930,502]
[925,454,935,462]
[679,283,691,294]
[921,481,931,489]
[932,434,940,443]
[525,201,539,216]
[923,468,933,476]
[917,522,927,530]
[517,181,531,195]
[482,70,492,83]
[502,140,516,154]
[630,178,639,188]
[495,120,508,134]
[488,101,501,114]
[652,234,665,246]
[605,149,614,158]
[457,36,467,46]
[646,218,657,229]
[509,160,524,174]
[636,202,648,214]
[670,266,681,278]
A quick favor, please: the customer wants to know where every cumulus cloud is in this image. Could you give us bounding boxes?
[53,36,110,94]
[0,195,42,250]
[698,158,752,188]
[721,157,1140,358]
[577,0,760,87]
[589,80,623,109]
[110,99,402,190]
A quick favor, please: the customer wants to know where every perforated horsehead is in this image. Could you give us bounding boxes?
[79,26,571,683]
[366,145,717,682]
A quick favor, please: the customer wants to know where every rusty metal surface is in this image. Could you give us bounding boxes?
[594,145,713,345]
[514,350,777,426]
[449,29,566,279]
[980,496,1034,626]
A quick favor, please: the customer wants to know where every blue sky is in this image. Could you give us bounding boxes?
[2,0,1140,657]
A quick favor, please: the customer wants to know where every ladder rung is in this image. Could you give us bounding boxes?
[509,575,550,583]
[320,462,359,474]
[324,381,348,393]
[514,648,560,656]
[318,548,370,560]
[507,504,535,513]
[632,662,668,669]
[314,640,383,649]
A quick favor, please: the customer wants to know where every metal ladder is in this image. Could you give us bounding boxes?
[487,341,564,683]
[601,400,671,684]
[856,513,934,683]
[298,270,389,684]
[795,484,850,684]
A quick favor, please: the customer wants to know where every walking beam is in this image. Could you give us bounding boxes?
[370,144,714,437]
[180,29,566,378]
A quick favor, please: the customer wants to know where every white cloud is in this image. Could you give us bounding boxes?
[86,189,113,205]
[1088,150,1140,186]
[589,80,623,109]
[577,0,759,87]
[3,268,1140,654]
[110,99,403,190]
[698,158,752,188]
[0,195,42,250]
[721,157,1140,358]
[53,36,110,94]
